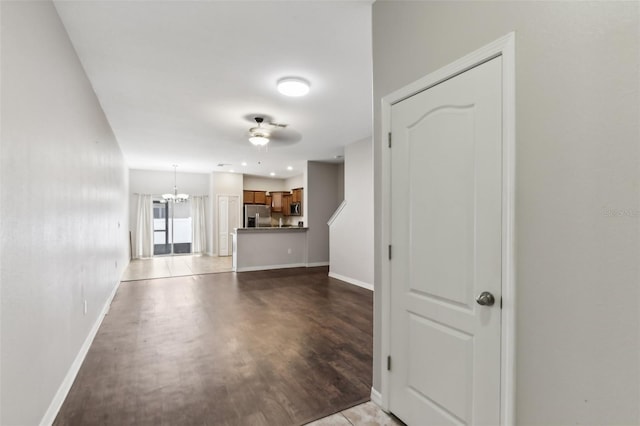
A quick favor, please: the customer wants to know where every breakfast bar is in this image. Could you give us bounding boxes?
[232,227,309,272]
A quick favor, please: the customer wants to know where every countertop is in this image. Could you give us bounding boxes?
[235,226,308,233]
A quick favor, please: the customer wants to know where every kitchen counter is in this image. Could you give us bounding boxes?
[236,226,308,232]
[232,227,308,272]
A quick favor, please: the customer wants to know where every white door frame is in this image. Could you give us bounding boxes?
[216,194,239,256]
[218,195,230,256]
[379,32,516,425]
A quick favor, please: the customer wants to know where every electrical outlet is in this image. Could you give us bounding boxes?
[287,248,292,254]
[83,300,87,315]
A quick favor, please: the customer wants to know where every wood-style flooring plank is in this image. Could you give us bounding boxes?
[53,267,372,426]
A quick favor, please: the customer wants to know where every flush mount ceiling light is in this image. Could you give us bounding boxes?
[277,77,310,97]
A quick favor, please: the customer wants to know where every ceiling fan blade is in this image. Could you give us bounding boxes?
[265,128,302,146]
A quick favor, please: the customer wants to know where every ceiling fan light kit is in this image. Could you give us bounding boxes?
[277,77,310,97]
[248,116,272,146]
[249,135,269,146]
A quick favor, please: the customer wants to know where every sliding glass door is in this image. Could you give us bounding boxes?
[153,199,192,256]
[171,200,192,254]
[153,201,171,255]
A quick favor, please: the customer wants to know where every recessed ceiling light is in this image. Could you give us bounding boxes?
[241,162,247,167]
[277,77,310,97]
[270,172,276,176]
[230,170,235,173]
[287,166,293,171]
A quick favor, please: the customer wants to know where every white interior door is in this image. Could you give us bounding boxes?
[389,57,503,425]
[218,195,239,257]
[218,196,229,256]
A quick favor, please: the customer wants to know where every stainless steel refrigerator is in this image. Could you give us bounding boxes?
[244,205,271,228]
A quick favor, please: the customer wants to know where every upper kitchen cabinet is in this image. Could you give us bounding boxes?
[282,193,293,217]
[292,188,303,203]
[254,191,266,204]
[270,191,285,212]
[243,190,267,204]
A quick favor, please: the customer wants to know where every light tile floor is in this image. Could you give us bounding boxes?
[306,401,404,426]
[122,254,232,281]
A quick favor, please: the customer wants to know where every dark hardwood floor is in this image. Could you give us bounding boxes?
[54,267,373,426]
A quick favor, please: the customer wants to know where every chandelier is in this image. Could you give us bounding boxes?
[162,165,189,203]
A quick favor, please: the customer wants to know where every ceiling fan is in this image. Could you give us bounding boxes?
[248,116,288,146]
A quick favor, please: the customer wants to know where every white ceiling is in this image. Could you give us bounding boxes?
[53,0,373,178]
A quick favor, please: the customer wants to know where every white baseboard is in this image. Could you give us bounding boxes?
[39,279,121,426]
[306,261,330,267]
[329,272,374,291]
[370,387,383,408]
[236,263,307,272]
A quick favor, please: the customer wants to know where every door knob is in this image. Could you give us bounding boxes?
[475,291,495,306]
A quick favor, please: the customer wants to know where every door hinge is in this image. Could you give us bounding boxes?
[387,355,391,371]
[500,297,503,309]
[388,132,392,148]
[388,244,392,260]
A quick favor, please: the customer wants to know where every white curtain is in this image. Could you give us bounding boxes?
[134,194,154,259]
[191,195,207,254]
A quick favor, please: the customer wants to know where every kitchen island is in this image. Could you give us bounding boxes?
[232,227,309,272]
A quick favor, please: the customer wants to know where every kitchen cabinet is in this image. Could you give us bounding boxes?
[244,189,300,211]
[254,191,266,204]
[292,188,303,203]
[243,190,268,204]
[270,191,284,212]
[282,194,292,216]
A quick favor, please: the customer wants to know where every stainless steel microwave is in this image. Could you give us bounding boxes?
[290,202,301,216]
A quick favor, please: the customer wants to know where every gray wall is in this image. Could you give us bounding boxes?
[307,161,343,264]
[336,162,345,203]
[329,138,374,286]
[1,1,129,424]
[372,1,640,424]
